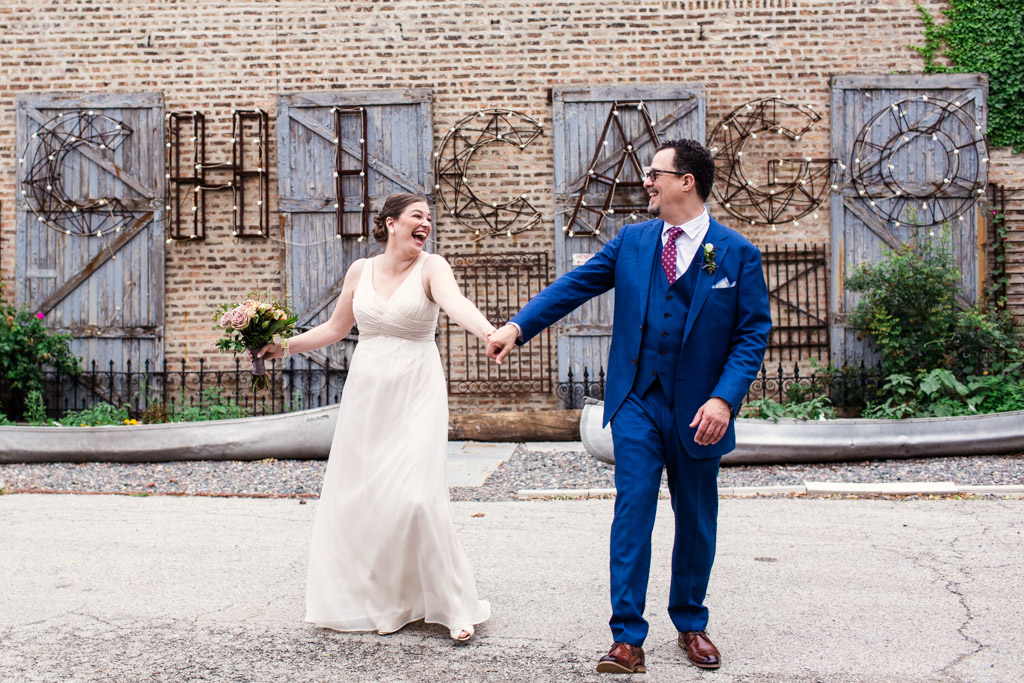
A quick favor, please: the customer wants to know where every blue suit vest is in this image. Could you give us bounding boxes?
[633,239,702,404]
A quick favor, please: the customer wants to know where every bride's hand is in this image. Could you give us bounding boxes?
[257,343,284,360]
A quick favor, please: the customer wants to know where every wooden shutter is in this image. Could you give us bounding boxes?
[276,89,434,366]
[551,84,705,386]
[830,75,989,365]
[14,92,166,370]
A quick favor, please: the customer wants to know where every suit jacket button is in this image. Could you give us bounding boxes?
[665,295,672,301]
[638,325,643,331]
[632,358,637,365]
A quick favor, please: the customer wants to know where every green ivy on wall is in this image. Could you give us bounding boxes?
[913,1,1024,152]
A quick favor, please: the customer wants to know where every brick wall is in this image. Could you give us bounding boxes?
[2,0,1021,413]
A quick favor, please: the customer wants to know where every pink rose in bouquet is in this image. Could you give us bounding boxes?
[214,295,298,390]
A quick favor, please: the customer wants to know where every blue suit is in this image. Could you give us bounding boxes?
[512,216,771,644]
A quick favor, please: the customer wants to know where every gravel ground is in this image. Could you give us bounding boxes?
[1,447,1022,500]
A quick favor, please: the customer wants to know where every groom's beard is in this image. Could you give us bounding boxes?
[648,204,660,217]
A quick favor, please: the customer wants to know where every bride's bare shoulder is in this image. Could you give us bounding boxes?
[422,252,452,272]
[345,258,368,278]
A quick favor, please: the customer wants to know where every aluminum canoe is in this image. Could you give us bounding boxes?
[0,405,339,464]
[580,398,1024,465]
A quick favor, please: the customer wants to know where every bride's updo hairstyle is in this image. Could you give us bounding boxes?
[372,193,429,245]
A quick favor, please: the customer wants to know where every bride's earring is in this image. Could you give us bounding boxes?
[389,228,395,235]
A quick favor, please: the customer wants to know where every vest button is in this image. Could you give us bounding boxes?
[638,325,643,331]
[652,371,658,376]
[665,295,672,301]
[664,312,671,318]
[632,358,637,365]
[658,351,665,356]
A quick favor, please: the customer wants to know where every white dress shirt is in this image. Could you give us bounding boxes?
[662,208,710,281]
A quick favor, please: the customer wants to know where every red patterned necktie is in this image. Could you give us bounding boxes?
[662,226,684,284]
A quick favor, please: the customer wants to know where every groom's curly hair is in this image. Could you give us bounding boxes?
[372,193,430,244]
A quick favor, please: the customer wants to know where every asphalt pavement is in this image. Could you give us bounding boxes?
[1,493,1022,682]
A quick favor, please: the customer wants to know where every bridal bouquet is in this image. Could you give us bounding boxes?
[215,296,298,391]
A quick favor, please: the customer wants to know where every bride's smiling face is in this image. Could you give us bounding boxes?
[387,202,432,254]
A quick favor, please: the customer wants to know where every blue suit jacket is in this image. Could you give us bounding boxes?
[512,216,772,459]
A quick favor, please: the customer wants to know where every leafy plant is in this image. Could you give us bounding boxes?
[0,288,81,419]
[845,231,1020,378]
[864,365,1024,418]
[139,401,171,424]
[741,395,837,422]
[171,387,251,422]
[987,209,1010,310]
[23,390,49,425]
[912,2,1024,152]
[58,402,131,427]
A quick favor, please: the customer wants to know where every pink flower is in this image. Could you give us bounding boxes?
[35,312,45,319]
[229,305,254,330]
[219,311,233,328]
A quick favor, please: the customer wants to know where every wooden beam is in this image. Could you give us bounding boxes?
[841,197,902,251]
[287,109,425,194]
[297,276,347,328]
[37,212,153,315]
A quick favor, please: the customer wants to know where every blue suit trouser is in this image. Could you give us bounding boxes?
[608,381,721,646]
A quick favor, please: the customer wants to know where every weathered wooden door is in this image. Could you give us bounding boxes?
[276,90,434,367]
[552,84,705,386]
[14,93,166,371]
[830,75,989,365]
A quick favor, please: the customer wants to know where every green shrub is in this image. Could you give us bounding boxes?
[171,387,251,422]
[23,390,49,425]
[845,232,1021,379]
[864,365,1024,419]
[741,396,837,422]
[58,402,132,427]
[0,289,81,419]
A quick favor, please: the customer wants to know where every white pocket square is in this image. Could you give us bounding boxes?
[712,277,735,289]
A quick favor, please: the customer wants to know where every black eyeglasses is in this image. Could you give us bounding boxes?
[644,167,689,182]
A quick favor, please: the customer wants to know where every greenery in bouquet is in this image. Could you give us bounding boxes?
[214,296,298,391]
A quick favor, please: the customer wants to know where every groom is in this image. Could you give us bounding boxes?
[487,139,771,673]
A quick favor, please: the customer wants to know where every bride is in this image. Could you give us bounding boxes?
[258,193,494,641]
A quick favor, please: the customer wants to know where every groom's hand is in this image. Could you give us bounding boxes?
[486,325,518,365]
[689,397,732,446]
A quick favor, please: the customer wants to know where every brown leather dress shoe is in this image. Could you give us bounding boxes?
[596,642,646,674]
[679,631,721,669]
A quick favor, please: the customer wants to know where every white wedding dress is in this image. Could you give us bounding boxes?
[305,252,490,638]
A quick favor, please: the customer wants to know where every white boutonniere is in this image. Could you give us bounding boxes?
[701,242,718,275]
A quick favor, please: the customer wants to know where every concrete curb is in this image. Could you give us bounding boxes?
[517,482,1024,499]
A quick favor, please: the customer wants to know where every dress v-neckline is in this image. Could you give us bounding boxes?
[370,253,423,305]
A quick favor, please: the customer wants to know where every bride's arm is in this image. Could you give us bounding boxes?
[257,260,364,360]
[423,254,496,341]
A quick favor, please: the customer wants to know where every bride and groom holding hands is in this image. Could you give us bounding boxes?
[257,137,771,673]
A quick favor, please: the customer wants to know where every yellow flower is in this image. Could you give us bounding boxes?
[130,419,139,425]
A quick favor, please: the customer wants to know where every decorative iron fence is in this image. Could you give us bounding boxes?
[443,252,554,394]
[20,356,350,421]
[761,243,830,361]
[556,361,881,411]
